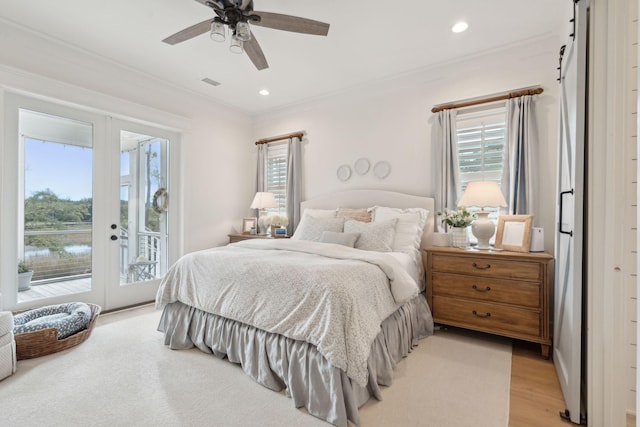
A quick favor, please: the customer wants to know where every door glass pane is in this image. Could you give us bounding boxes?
[19,109,93,303]
[120,131,169,284]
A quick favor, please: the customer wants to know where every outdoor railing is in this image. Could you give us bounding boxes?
[24,226,161,284]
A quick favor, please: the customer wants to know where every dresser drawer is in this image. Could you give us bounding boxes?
[431,253,541,281]
[432,296,540,337]
[431,272,540,308]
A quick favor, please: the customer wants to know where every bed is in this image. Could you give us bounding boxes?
[155,190,435,426]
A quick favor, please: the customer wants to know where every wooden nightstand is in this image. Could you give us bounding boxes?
[425,246,554,358]
[228,233,289,243]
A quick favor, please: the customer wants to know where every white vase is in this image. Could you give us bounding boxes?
[450,227,469,248]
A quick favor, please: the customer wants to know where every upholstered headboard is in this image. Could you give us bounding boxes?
[300,189,435,248]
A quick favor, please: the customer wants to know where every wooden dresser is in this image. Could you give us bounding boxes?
[425,246,554,358]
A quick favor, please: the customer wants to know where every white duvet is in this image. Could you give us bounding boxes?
[155,239,420,386]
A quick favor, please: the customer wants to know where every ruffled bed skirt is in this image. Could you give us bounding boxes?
[158,294,433,427]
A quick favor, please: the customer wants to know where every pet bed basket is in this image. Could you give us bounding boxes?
[14,303,101,360]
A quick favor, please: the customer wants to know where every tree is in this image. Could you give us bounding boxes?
[25,189,90,225]
[24,189,92,255]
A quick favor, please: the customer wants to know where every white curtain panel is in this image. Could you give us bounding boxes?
[286,137,302,235]
[501,95,538,216]
[256,144,266,193]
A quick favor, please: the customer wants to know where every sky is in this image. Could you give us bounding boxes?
[25,138,93,201]
[25,138,164,202]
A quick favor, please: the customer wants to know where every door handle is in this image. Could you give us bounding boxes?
[110,235,118,241]
[559,189,574,236]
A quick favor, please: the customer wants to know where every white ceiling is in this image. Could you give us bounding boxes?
[0,0,568,115]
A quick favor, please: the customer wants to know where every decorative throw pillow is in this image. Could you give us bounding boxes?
[344,218,398,252]
[301,208,337,218]
[291,215,345,242]
[370,206,429,253]
[336,207,372,223]
[319,231,360,247]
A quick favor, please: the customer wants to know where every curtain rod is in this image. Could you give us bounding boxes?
[431,86,543,113]
[255,131,304,145]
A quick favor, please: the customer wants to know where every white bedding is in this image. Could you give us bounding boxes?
[155,239,420,386]
[386,251,423,290]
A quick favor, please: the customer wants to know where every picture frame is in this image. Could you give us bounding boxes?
[242,217,257,234]
[494,215,533,252]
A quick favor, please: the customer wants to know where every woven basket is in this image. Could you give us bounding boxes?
[15,303,102,360]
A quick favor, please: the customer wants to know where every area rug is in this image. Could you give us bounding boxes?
[0,304,511,426]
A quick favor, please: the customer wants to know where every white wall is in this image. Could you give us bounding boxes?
[0,20,254,253]
[253,36,562,252]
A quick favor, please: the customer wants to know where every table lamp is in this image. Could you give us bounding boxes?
[250,192,277,234]
[458,181,507,250]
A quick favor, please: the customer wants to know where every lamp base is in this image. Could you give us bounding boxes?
[471,211,495,250]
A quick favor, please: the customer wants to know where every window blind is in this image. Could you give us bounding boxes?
[455,106,506,192]
[265,142,288,216]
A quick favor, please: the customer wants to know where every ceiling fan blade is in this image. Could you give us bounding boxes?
[163,19,212,45]
[194,0,224,10]
[251,12,329,36]
[244,33,269,70]
[240,0,253,11]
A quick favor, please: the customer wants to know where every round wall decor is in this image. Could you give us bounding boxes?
[354,158,370,175]
[337,164,352,182]
[373,161,391,179]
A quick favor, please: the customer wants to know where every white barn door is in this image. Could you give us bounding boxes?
[554,0,588,424]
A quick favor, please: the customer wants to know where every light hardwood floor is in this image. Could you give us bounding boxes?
[509,339,569,427]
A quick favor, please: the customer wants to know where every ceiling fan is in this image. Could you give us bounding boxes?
[162,0,330,70]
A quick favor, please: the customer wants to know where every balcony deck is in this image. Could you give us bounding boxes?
[17,277,92,304]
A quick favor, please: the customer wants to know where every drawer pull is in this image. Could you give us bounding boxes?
[472,310,491,318]
[472,284,491,292]
[472,262,491,270]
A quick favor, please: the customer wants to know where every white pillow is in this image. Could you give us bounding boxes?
[319,231,360,247]
[291,215,345,242]
[371,206,429,253]
[344,218,398,252]
[301,208,337,218]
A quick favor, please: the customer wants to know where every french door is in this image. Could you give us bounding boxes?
[554,0,588,424]
[108,119,175,309]
[1,93,178,311]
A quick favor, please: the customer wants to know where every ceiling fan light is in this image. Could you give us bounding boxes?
[236,22,251,42]
[229,36,244,54]
[210,21,226,42]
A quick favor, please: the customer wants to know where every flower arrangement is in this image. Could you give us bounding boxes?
[438,206,477,228]
[262,215,289,228]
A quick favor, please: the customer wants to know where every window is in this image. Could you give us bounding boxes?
[455,105,507,241]
[455,105,506,192]
[264,142,288,216]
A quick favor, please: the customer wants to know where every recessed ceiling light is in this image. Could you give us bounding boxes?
[451,22,469,33]
[259,89,270,96]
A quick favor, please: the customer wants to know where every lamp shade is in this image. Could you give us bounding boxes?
[458,181,507,209]
[250,192,277,209]
[458,181,507,250]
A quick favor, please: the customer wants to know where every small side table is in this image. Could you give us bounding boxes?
[228,233,289,244]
